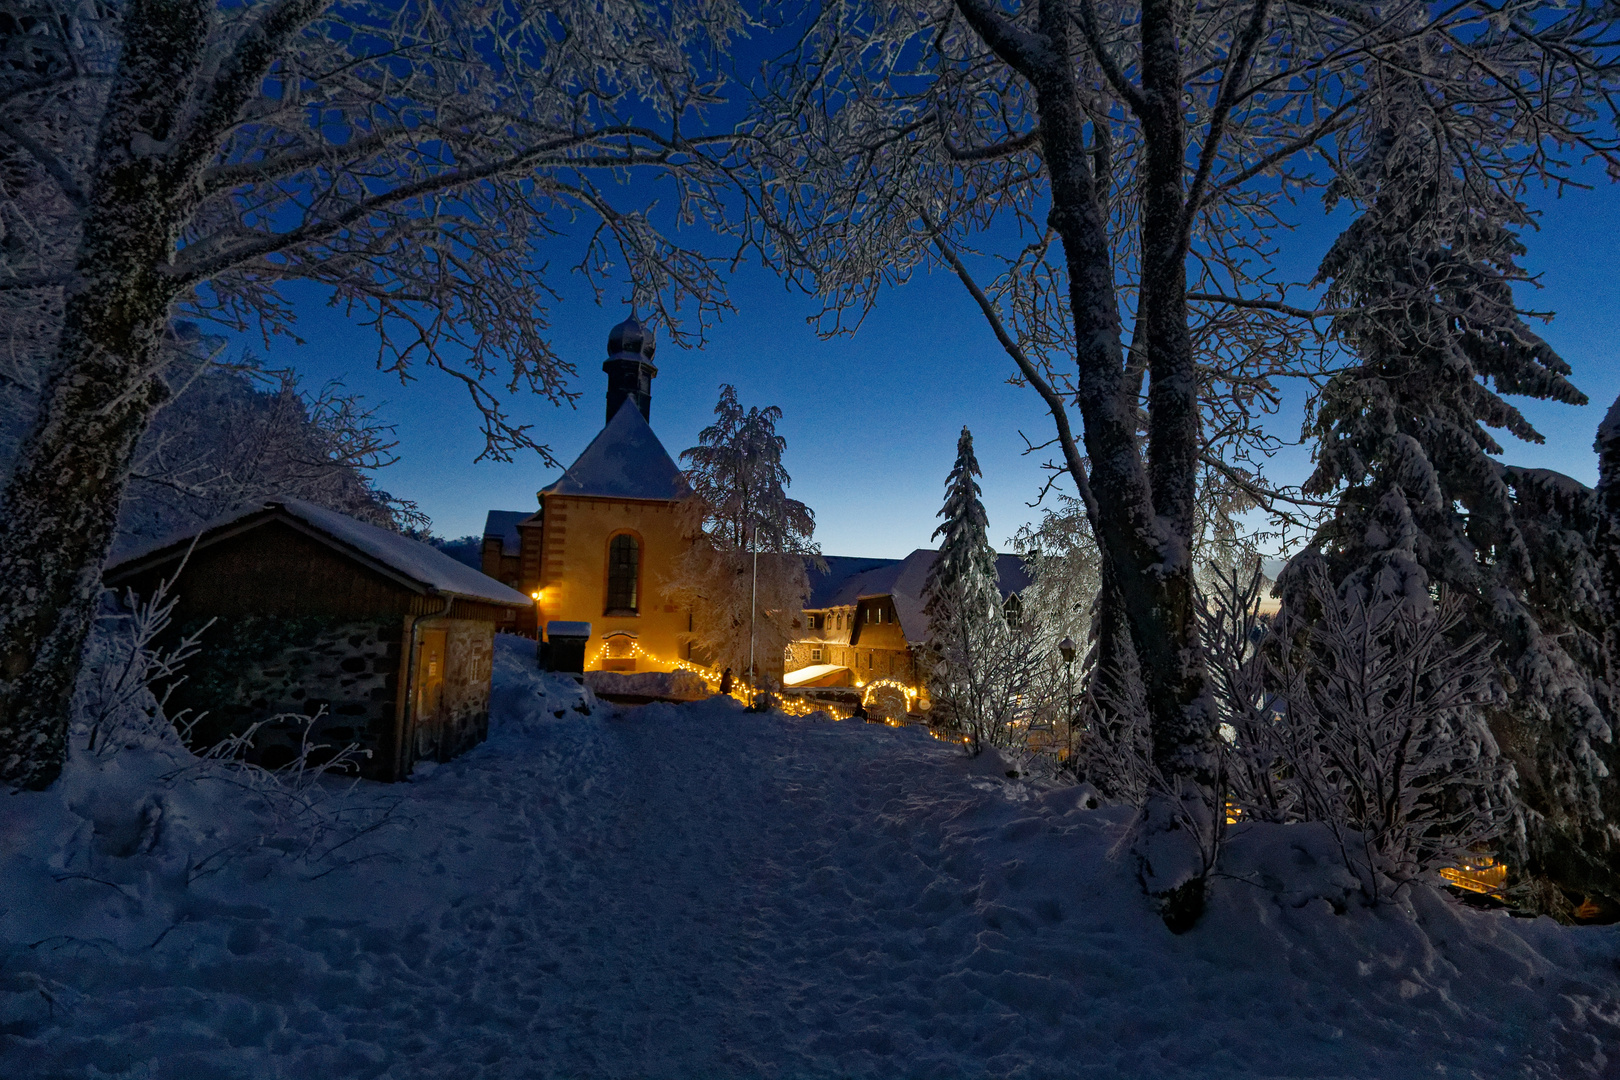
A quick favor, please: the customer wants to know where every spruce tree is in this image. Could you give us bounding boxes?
[923,426,1002,627]
[1290,113,1618,916]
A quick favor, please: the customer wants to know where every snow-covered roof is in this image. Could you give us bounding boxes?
[805,557,898,608]
[805,549,1029,643]
[482,510,529,557]
[783,664,851,687]
[540,399,689,502]
[106,499,532,608]
[995,553,1031,596]
[545,621,592,639]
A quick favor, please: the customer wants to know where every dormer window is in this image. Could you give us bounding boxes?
[1004,592,1023,630]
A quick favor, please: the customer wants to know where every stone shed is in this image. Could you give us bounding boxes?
[103,500,532,781]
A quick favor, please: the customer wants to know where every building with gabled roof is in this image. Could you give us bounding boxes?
[482,317,696,672]
[783,549,1030,715]
[104,500,531,780]
[479,510,528,594]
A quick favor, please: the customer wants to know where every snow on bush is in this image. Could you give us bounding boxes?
[1219,562,1513,903]
[43,578,405,908]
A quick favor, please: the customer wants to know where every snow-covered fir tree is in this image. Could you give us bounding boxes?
[923,426,1002,628]
[1287,107,1618,917]
[668,384,819,681]
[923,427,1016,744]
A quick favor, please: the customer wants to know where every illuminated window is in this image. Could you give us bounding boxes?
[605,534,639,614]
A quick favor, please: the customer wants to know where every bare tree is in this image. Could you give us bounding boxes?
[119,356,422,550]
[665,525,810,683]
[668,384,821,684]
[738,0,1619,927]
[680,384,817,553]
[926,588,1041,757]
[1225,560,1512,903]
[0,0,746,788]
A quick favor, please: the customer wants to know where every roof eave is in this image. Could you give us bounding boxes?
[106,508,436,597]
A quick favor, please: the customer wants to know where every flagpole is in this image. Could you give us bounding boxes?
[748,523,759,707]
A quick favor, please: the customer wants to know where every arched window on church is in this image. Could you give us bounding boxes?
[605,533,640,615]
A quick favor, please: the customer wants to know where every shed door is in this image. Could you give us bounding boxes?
[415,629,447,758]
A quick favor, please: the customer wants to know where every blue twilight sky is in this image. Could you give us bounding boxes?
[223,176,1620,562]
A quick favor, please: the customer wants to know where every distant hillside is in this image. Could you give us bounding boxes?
[431,534,483,571]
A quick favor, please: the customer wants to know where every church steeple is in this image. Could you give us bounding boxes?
[603,315,658,425]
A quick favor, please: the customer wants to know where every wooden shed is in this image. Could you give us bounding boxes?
[103,500,532,781]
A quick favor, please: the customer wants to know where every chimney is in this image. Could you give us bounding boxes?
[602,315,657,425]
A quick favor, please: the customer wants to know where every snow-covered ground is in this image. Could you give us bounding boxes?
[4,635,1619,1078]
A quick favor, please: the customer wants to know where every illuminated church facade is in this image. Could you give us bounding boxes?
[481,316,696,672]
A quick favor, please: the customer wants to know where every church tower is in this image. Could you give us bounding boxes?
[602,315,657,425]
[483,315,692,671]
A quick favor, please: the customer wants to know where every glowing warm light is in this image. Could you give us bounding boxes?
[584,639,753,702]
[860,678,920,706]
[574,639,872,717]
[1439,855,1506,895]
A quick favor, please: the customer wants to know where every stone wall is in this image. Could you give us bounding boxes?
[410,617,495,765]
[172,615,405,780]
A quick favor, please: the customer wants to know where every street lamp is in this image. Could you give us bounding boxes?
[1058,636,1076,766]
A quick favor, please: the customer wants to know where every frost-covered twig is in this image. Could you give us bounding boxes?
[173,710,398,882]
[1225,562,1512,902]
[74,562,214,761]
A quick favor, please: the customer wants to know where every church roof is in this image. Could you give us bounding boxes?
[540,398,689,501]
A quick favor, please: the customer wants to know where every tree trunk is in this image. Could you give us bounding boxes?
[0,0,212,789]
[0,306,170,788]
[955,0,1220,929]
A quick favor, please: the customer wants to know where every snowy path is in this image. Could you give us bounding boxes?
[4,637,1620,1078]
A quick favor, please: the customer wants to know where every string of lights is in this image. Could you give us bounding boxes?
[859,678,921,708]
[582,636,855,712]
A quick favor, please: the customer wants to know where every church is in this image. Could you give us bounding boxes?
[481,316,1028,708]
[480,316,697,673]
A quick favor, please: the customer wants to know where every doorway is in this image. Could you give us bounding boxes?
[415,629,447,760]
